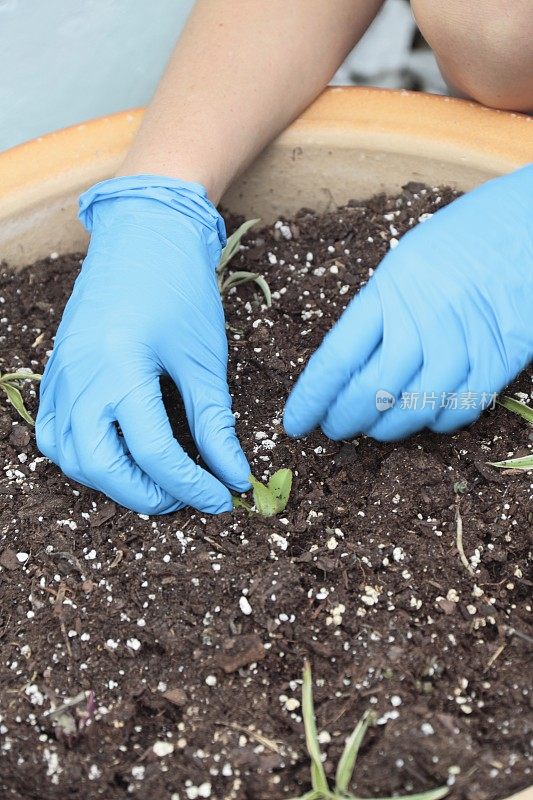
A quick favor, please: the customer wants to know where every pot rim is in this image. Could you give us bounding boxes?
[0,86,531,218]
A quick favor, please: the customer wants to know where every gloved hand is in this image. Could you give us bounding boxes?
[36,175,250,514]
[284,164,533,441]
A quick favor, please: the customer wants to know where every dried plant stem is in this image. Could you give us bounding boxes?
[455,504,474,576]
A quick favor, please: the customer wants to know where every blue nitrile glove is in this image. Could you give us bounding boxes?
[36,175,251,514]
[284,165,533,441]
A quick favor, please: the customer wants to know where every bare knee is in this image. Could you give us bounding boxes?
[411,0,533,112]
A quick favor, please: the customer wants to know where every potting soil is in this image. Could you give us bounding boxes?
[0,185,531,800]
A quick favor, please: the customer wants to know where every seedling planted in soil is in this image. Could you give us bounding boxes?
[44,690,96,745]
[217,219,272,307]
[290,662,448,800]
[0,370,41,425]
[233,468,293,517]
[488,395,533,471]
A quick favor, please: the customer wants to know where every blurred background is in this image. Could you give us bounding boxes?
[0,0,447,152]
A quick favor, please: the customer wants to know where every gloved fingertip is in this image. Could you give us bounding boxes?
[283,403,311,438]
[219,454,251,494]
[206,486,234,515]
[232,475,252,494]
[236,451,252,483]
[320,419,345,442]
[197,423,251,493]
[158,498,185,515]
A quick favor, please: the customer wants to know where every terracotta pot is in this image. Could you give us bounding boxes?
[0,87,531,800]
[0,87,531,269]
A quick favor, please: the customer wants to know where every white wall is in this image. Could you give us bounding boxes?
[0,0,444,153]
[0,0,194,151]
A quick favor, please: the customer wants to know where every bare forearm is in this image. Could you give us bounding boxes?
[120,0,383,203]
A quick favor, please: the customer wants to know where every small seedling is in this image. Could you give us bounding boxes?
[0,370,41,425]
[233,468,293,517]
[288,661,448,800]
[488,395,533,471]
[44,689,96,745]
[217,219,272,306]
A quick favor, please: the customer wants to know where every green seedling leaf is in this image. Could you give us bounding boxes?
[244,469,293,517]
[1,371,42,384]
[220,270,272,307]
[488,397,532,474]
[0,370,41,425]
[1,382,35,425]
[488,455,533,471]
[232,496,252,512]
[335,710,373,795]
[218,218,260,272]
[267,468,293,514]
[453,479,468,494]
[217,219,272,307]
[250,274,272,307]
[249,475,279,518]
[302,661,330,795]
[497,396,533,424]
[291,661,447,800]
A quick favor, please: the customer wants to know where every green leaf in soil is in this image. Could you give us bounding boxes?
[250,273,272,307]
[246,469,293,517]
[497,395,533,425]
[267,468,293,514]
[232,496,253,512]
[301,661,330,796]
[218,218,260,272]
[1,371,42,384]
[249,475,279,518]
[488,455,533,471]
[220,270,272,307]
[334,710,373,795]
[1,382,35,425]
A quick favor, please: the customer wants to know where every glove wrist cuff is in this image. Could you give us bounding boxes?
[78,174,227,249]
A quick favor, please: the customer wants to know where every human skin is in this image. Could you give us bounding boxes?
[121,0,385,203]
[411,0,533,112]
[122,0,533,199]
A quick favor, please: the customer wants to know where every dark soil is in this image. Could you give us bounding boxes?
[0,185,532,800]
